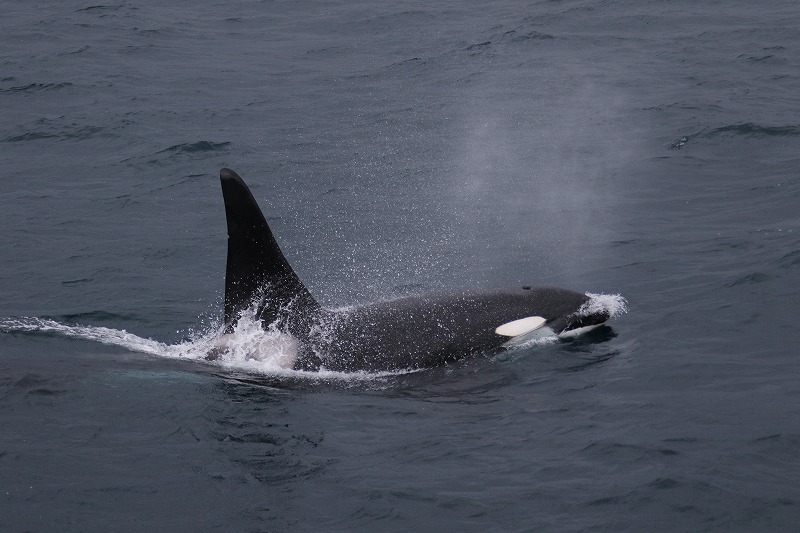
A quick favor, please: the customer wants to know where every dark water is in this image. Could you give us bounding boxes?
[2,0,800,530]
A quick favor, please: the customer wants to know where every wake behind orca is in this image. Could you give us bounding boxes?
[216,168,626,372]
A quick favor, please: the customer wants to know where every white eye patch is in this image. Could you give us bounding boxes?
[494,316,547,337]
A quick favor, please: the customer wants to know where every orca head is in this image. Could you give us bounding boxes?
[559,308,611,337]
[498,286,611,342]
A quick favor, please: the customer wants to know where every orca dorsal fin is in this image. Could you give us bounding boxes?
[219,168,319,332]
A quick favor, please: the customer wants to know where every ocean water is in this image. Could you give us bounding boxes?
[2,0,800,531]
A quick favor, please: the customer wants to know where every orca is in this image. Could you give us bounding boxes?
[217,168,622,372]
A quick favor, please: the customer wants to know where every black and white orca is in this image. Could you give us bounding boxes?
[216,168,622,372]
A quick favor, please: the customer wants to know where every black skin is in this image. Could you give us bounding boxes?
[294,286,608,372]
[219,169,609,372]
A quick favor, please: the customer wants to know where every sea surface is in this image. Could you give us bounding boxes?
[2,0,800,531]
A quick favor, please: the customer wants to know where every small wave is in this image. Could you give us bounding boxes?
[726,272,774,287]
[776,249,800,268]
[55,311,144,324]
[737,53,777,63]
[4,125,104,143]
[76,5,120,12]
[708,123,799,138]
[62,278,93,286]
[466,41,492,51]
[157,140,230,155]
[0,82,73,95]
[670,122,799,149]
[3,131,58,143]
[501,29,555,42]
[8,374,68,397]
[58,46,91,57]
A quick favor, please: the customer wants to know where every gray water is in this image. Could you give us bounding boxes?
[2,1,800,531]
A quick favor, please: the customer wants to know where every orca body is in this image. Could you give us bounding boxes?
[219,168,614,372]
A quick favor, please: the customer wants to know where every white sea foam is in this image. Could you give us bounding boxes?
[579,292,629,318]
[502,329,560,349]
[0,317,174,356]
[0,315,403,381]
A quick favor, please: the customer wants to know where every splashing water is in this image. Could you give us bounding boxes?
[0,314,403,380]
[579,292,629,318]
[0,316,175,356]
[0,292,627,377]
